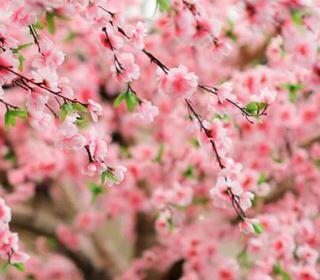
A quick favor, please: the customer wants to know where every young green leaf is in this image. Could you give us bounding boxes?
[12,109,28,119]
[11,42,33,54]
[246,102,258,115]
[46,12,56,34]
[253,222,264,234]
[72,103,87,113]
[4,109,28,129]
[13,263,25,272]
[291,9,304,26]
[101,170,119,184]
[60,103,73,121]
[182,165,194,178]
[33,21,44,30]
[153,143,164,163]
[281,83,304,103]
[273,263,291,280]
[257,173,266,185]
[87,182,105,202]
[125,91,139,112]
[113,92,126,107]
[18,54,25,71]
[157,0,170,12]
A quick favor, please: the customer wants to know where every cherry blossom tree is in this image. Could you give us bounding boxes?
[0,0,319,279]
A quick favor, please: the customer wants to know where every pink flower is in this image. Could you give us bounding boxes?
[0,50,18,86]
[134,101,159,123]
[210,177,243,208]
[0,199,11,225]
[31,67,59,91]
[239,218,260,234]
[81,161,105,176]
[112,53,140,83]
[260,87,277,104]
[212,40,232,60]
[86,130,108,162]
[272,234,295,257]
[56,115,86,151]
[10,251,30,264]
[216,258,239,280]
[293,266,319,280]
[100,26,123,50]
[239,191,254,211]
[32,36,65,69]
[217,82,233,103]
[127,21,148,50]
[88,99,103,122]
[296,245,319,265]
[75,211,104,233]
[104,166,127,186]
[113,165,127,182]
[171,183,193,207]
[158,65,198,98]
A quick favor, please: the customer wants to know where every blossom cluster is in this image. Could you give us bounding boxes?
[0,0,319,279]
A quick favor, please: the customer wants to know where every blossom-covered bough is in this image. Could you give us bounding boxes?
[0,0,319,279]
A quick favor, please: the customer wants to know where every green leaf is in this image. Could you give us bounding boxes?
[3,108,28,130]
[153,143,164,163]
[60,102,88,122]
[2,262,9,272]
[190,138,200,149]
[113,93,126,108]
[64,31,77,42]
[46,12,56,34]
[87,182,105,202]
[101,169,119,184]
[120,145,132,158]
[281,84,304,103]
[11,42,33,54]
[257,102,267,111]
[60,103,73,121]
[125,91,139,112]
[253,222,264,234]
[72,103,87,113]
[4,110,16,129]
[238,250,249,269]
[18,54,25,71]
[246,102,258,115]
[291,9,304,26]
[12,109,28,119]
[273,263,291,280]
[33,21,44,30]
[192,196,209,205]
[225,19,237,42]
[257,173,266,185]
[182,165,194,178]
[157,0,170,12]
[13,263,25,272]
[75,116,89,129]
[47,237,58,250]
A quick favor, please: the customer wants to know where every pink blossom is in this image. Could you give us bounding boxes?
[217,82,233,103]
[158,65,198,98]
[88,99,103,122]
[127,21,148,50]
[260,87,277,104]
[10,251,30,264]
[171,183,193,207]
[112,52,140,83]
[100,26,123,50]
[134,101,159,123]
[32,37,65,69]
[0,50,18,86]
